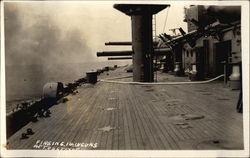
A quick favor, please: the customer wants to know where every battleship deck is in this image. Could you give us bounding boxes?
[7,66,243,150]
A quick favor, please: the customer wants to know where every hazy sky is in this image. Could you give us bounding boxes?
[4,2,187,65]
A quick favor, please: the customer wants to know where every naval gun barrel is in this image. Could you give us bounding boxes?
[97,50,133,57]
[154,48,172,56]
[97,48,172,57]
[105,41,159,46]
[105,42,132,45]
[108,57,132,60]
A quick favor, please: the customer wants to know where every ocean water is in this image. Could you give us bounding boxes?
[5,61,130,112]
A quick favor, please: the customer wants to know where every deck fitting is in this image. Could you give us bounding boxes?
[31,116,38,122]
[44,111,51,117]
[26,128,34,135]
[21,133,28,139]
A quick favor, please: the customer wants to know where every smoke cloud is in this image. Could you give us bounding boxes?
[4,2,132,102]
[5,2,96,66]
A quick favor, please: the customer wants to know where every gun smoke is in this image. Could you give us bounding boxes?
[4,2,130,104]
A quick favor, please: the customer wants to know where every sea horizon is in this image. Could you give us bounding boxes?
[5,60,130,112]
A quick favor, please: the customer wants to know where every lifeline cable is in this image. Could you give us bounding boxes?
[99,74,224,85]
[103,75,133,80]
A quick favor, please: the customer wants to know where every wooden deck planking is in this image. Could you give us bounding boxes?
[106,84,119,149]
[7,67,243,150]
[112,89,120,150]
[58,94,90,145]
[144,90,189,144]
[136,90,181,149]
[71,86,101,144]
[50,86,98,145]
[134,89,176,149]
[18,94,83,148]
[69,86,99,145]
[114,87,125,150]
[142,87,183,149]
[185,92,242,137]
[120,89,133,149]
[86,83,111,148]
[172,86,238,138]
[106,100,116,149]
[123,88,143,149]
[20,93,80,148]
[169,84,243,142]
[128,90,149,149]
[173,84,236,116]
[130,88,158,149]
[132,86,159,149]
[160,100,193,141]
[138,82,242,148]
[135,91,168,149]
[169,85,240,120]
[99,89,113,149]
[73,87,101,148]
[117,93,125,150]
[172,104,205,140]
[112,88,121,150]
[104,83,119,149]
[37,85,96,148]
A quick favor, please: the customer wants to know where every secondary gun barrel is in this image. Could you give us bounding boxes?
[108,57,132,60]
[97,48,172,57]
[105,41,159,46]
[154,48,172,56]
[105,42,132,45]
[97,50,133,57]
